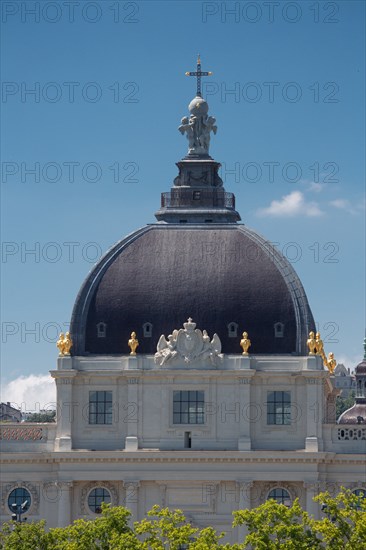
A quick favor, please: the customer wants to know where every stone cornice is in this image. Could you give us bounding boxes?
[1,451,365,466]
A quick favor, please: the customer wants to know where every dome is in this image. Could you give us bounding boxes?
[337,341,366,424]
[70,224,315,356]
[355,360,366,375]
[70,63,315,359]
[338,402,366,424]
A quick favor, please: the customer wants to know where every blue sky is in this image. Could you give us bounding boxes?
[1,0,365,405]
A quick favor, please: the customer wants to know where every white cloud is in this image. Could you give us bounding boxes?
[307,182,324,193]
[257,191,324,218]
[329,198,362,215]
[0,374,56,412]
[299,179,325,193]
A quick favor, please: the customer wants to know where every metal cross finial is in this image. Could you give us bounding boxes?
[185,54,212,97]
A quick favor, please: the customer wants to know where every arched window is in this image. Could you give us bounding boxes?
[88,487,111,514]
[96,322,107,338]
[227,322,238,338]
[142,322,153,338]
[274,322,285,338]
[8,488,31,513]
[267,488,291,507]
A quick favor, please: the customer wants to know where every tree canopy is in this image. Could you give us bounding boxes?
[0,489,365,549]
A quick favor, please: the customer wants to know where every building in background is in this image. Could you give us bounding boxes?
[334,363,356,397]
[0,403,21,423]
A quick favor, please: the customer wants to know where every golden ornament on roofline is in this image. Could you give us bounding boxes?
[128,331,139,355]
[315,332,328,366]
[307,331,316,355]
[56,332,73,356]
[306,331,336,374]
[240,331,251,356]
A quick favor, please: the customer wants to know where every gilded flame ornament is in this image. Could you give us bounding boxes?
[128,331,139,355]
[307,331,316,355]
[240,331,251,356]
[56,331,73,356]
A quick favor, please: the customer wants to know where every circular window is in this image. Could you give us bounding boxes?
[8,488,31,513]
[268,488,291,506]
[88,487,111,514]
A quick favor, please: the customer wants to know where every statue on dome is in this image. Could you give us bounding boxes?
[156,331,179,365]
[179,116,197,151]
[154,319,223,366]
[315,332,327,365]
[180,56,217,156]
[178,105,217,156]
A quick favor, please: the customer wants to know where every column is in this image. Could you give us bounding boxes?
[51,371,77,451]
[305,377,321,451]
[304,482,320,519]
[125,378,139,450]
[236,481,253,544]
[57,481,73,527]
[238,377,252,450]
[124,481,140,522]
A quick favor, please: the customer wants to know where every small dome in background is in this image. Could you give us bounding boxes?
[338,338,366,424]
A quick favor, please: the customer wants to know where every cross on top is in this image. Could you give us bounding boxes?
[185,54,213,97]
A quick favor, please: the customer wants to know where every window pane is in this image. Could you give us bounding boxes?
[267,391,291,425]
[172,391,205,424]
[88,487,111,513]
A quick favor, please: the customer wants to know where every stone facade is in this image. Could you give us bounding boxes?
[1,347,365,542]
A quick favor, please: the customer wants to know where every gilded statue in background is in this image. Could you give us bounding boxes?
[128,332,139,355]
[240,332,251,356]
[327,352,337,374]
[315,332,327,366]
[307,331,336,374]
[57,332,73,356]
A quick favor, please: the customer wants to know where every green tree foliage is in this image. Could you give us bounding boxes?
[312,489,366,549]
[0,489,365,549]
[26,411,56,423]
[233,498,320,549]
[336,391,355,418]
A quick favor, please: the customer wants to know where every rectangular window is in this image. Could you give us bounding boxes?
[173,390,204,424]
[89,391,113,424]
[267,391,291,425]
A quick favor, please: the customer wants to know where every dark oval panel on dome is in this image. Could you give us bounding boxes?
[70,225,315,356]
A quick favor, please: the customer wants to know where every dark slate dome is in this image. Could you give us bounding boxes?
[70,71,315,357]
[70,223,315,356]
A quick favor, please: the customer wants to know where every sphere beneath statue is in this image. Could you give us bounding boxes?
[188,96,209,116]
